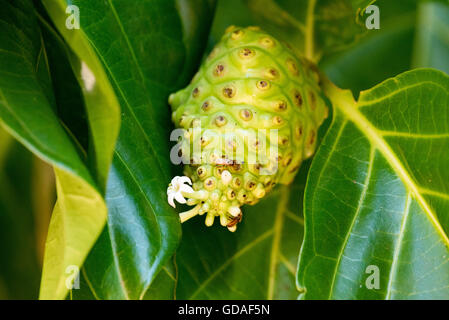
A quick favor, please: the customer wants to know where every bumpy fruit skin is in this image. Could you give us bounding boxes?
[169,26,328,231]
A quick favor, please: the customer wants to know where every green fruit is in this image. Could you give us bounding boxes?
[168,26,328,231]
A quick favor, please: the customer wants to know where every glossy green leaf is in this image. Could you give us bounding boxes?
[0,0,106,300]
[244,0,375,61]
[40,0,122,298]
[322,0,418,94]
[0,0,121,299]
[297,69,449,299]
[42,0,121,193]
[49,0,216,299]
[35,4,89,152]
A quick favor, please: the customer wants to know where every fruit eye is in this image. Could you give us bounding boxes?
[265,68,279,79]
[308,91,316,110]
[276,100,287,111]
[259,37,275,48]
[192,87,200,98]
[215,115,227,127]
[222,86,235,98]
[286,58,299,75]
[239,48,255,59]
[296,125,303,138]
[273,115,284,125]
[227,189,236,200]
[239,109,253,121]
[201,101,211,111]
[231,29,244,40]
[293,90,303,107]
[246,181,256,190]
[256,80,270,90]
[197,166,208,179]
[204,177,216,190]
[214,64,225,77]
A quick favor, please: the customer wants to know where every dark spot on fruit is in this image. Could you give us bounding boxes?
[215,115,227,127]
[201,101,211,111]
[231,29,243,39]
[309,91,316,110]
[240,109,252,120]
[296,125,303,138]
[192,87,199,98]
[223,86,235,98]
[259,37,274,48]
[239,48,255,58]
[277,101,287,111]
[294,90,303,107]
[309,130,316,145]
[273,116,283,125]
[287,59,298,75]
[206,179,213,186]
[266,68,279,79]
[214,64,225,76]
[257,80,270,90]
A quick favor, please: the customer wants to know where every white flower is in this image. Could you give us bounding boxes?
[167,176,194,208]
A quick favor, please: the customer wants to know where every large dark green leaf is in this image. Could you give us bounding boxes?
[322,0,418,95]
[176,164,310,300]
[297,69,449,299]
[46,0,216,299]
[0,0,119,300]
[244,0,375,61]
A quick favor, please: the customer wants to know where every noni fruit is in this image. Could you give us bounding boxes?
[167,26,328,231]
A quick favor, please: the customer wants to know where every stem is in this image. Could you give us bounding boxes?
[179,204,201,223]
[305,0,317,61]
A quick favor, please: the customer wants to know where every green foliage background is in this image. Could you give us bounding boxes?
[0,0,448,299]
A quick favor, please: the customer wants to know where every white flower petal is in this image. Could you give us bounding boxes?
[177,176,192,186]
[168,193,176,208]
[180,184,194,194]
[174,192,187,204]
